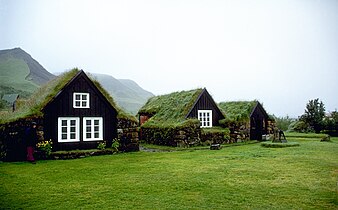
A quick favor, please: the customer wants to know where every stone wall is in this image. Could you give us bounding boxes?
[228,122,250,143]
[116,118,139,152]
[0,118,43,161]
[0,117,139,161]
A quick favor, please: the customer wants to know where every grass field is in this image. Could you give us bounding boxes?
[1,134,337,209]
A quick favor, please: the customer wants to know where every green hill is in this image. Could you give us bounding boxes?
[0,48,55,98]
[91,74,154,115]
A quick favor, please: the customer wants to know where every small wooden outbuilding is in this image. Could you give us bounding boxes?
[218,101,273,141]
[139,88,224,128]
[138,88,225,146]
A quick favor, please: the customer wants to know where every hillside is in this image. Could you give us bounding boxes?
[0,48,153,114]
[0,48,55,98]
[91,73,154,115]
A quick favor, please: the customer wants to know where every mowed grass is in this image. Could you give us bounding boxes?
[1,136,337,209]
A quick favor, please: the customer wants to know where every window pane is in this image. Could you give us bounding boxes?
[86,120,91,125]
[75,101,80,107]
[62,127,67,133]
[86,133,91,138]
[82,102,87,107]
[75,95,80,100]
[62,134,67,139]
[82,95,87,100]
[70,120,76,126]
[86,127,91,132]
[70,133,76,139]
[62,120,67,126]
[94,120,99,125]
[70,127,75,132]
[94,126,99,131]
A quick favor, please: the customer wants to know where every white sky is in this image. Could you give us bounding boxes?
[1,0,337,117]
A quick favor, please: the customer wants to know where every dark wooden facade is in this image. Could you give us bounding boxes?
[43,71,118,151]
[186,88,224,126]
[249,102,269,140]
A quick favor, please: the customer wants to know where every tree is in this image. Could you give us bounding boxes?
[300,98,325,133]
[274,115,295,131]
[323,111,338,136]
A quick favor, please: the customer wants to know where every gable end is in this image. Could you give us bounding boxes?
[186,88,224,126]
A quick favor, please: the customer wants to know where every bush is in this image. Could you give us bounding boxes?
[36,139,53,158]
[288,120,314,133]
[97,141,106,150]
[275,116,295,131]
[111,138,120,151]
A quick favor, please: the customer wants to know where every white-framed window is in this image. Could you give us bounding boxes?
[73,92,90,108]
[58,117,80,142]
[83,117,103,141]
[198,110,213,128]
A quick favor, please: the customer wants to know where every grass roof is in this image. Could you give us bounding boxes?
[138,88,204,127]
[218,101,258,122]
[0,68,136,123]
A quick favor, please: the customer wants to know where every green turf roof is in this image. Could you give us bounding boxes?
[218,101,258,122]
[0,68,136,123]
[138,88,204,127]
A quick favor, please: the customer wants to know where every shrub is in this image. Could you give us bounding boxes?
[97,141,106,150]
[36,139,53,158]
[111,138,120,151]
[288,120,314,133]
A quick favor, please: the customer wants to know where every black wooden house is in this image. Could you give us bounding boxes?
[218,101,271,141]
[248,102,270,140]
[139,88,224,128]
[138,88,225,146]
[42,70,118,150]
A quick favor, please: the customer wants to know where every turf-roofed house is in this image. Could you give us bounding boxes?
[0,68,138,160]
[218,101,275,141]
[138,88,227,147]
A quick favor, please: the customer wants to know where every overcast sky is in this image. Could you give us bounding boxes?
[1,0,337,117]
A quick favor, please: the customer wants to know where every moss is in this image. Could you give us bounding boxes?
[218,101,258,123]
[139,88,203,127]
[0,69,79,123]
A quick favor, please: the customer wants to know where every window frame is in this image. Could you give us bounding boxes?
[83,117,103,141]
[58,117,80,142]
[198,110,213,128]
[73,92,90,108]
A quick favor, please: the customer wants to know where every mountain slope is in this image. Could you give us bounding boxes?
[119,79,154,99]
[91,73,154,115]
[0,48,55,85]
[0,48,55,98]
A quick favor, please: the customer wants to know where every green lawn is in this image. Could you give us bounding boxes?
[1,135,337,209]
